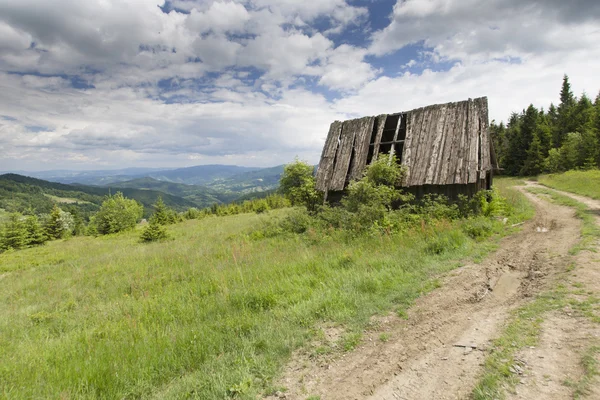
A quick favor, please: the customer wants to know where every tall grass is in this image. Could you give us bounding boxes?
[539,169,600,199]
[1,186,531,399]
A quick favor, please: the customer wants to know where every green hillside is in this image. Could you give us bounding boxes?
[0,177,531,399]
[109,177,236,206]
[148,164,260,185]
[0,174,197,218]
[206,164,285,194]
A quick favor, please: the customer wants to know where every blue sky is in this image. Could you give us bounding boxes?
[0,0,599,171]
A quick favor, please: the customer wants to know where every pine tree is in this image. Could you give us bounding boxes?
[522,133,545,176]
[24,215,47,246]
[45,204,65,240]
[502,112,524,176]
[151,196,171,225]
[572,93,595,133]
[556,74,577,147]
[594,92,600,166]
[140,219,168,242]
[3,213,27,250]
[535,111,553,157]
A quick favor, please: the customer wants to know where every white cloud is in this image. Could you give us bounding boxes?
[0,0,599,171]
[186,2,250,34]
[370,0,600,63]
[318,45,378,91]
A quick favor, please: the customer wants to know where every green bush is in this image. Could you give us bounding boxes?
[254,201,268,214]
[24,215,47,246]
[92,192,144,235]
[140,220,169,242]
[1,213,27,250]
[44,205,71,239]
[425,230,467,255]
[461,217,496,241]
[279,159,321,211]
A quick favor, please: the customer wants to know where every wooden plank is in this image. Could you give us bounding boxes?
[467,99,479,183]
[460,99,478,184]
[435,102,456,185]
[415,105,440,186]
[449,100,468,185]
[401,112,413,184]
[388,114,403,162]
[315,121,343,191]
[439,102,458,185]
[348,116,375,181]
[371,114,387,162]
[407,107,426,186]
[329,119,357,190]
[425,104,448,185]
[413,106,432,185]
[478,97,491,176]
[405,107,425,186]
[458,100,471,184]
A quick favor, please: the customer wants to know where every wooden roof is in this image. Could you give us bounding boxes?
[315,97,492,191]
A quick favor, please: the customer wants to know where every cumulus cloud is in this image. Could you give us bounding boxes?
[370,0,600,62]
[0,0,599,171]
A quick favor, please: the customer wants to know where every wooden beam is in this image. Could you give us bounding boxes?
[425,104,448,184]
[388,113,403,162]
[348,116,375,182]
[371,114,387,162]
[315,121,343,191]
[329,119,357,191]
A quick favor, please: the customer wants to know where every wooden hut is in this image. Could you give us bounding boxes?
[315,97,497,199]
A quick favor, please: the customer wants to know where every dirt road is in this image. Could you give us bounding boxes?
[268,186,600,400]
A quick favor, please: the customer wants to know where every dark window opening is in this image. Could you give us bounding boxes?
[366,144,375,165]
[398,113,407,140]
[368,117,381,145]
[381,114,400,142]
[379,143,393,155]
[346,140,357,184]
[393,142,404,164]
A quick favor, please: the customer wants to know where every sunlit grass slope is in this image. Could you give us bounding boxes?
[539,169,600,199]
[0,181,531,399]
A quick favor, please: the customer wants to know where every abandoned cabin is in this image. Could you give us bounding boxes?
[315,97,496,200]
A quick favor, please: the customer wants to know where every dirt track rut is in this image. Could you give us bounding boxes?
[268,186,599,400]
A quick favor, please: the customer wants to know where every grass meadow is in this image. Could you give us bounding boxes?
[0,179,532,399]
[538,169,600,199]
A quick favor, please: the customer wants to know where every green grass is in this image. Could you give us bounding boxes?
[473,287,569,400]
[0,185,531,399]
[493,177,535,224]
[564,346,600,399]
[539,169,600,200]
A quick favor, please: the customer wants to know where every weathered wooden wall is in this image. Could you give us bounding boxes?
[315,96,492,195]
[402,98,490,187]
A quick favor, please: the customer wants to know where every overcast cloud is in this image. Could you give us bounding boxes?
[0,0,599,171]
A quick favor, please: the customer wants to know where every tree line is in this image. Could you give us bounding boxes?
[0,190,290,252]
[492,75,600,176]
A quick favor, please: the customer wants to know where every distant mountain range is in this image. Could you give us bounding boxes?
[0,164,287,219]
[6,164,268,186]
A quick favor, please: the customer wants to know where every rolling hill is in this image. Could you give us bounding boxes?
[0,174,198,219]
[110,177,238,205]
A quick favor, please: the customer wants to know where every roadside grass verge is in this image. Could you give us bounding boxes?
[473,185,600,400]
[538,169,600,200]
[563,345,600,399]
[473,286,568,400]
[493,177,535,224]
[0,186,531,399]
